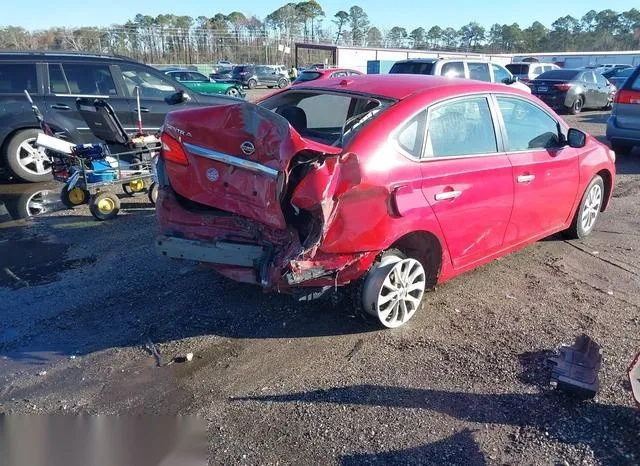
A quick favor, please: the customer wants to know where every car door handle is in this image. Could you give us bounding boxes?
[517,175,536,183]
[51,104,70,110]
[434,190,462,201]
[138,107,150,113]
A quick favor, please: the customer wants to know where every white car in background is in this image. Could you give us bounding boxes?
[389,58,532,93]
[506,62,561,84]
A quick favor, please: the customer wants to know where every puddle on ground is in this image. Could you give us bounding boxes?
[0,237,96,289]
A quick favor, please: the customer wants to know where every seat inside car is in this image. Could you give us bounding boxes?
[278,106,307,133]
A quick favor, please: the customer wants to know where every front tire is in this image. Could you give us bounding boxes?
[5,129,53,183]
[225,87,240,97]
[277,79,289,89]
[247,79,257,89]
[569,95,584,115]
[562,175,604,239]
[361,249,426,328]
[61,186,90,208]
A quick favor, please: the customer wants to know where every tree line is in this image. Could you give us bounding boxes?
[1,4,639,65]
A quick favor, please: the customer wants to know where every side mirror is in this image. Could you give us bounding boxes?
[165,90,191,105]
[567,128,587,148]
[503,76,518,85]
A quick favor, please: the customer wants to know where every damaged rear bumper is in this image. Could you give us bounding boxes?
[155,188,378,292]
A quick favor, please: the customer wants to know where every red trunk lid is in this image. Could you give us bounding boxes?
[162,102,340,230]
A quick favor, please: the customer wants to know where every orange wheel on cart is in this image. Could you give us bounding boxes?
[89,192,120,221]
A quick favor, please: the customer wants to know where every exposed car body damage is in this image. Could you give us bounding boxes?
[156,99,374,290]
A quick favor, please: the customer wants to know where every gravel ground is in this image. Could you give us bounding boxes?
[1,103,639,465]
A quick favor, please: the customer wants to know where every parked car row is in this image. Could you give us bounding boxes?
[0,52,236,182]
[160,68,246,98]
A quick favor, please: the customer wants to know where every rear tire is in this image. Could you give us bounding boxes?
[569,95,584,115]
[562,175,604,239]
[360,248,427,329]
[225,87,240,97]
[612,142,633,155]
[5,129,53,183]
[277,79,289,89]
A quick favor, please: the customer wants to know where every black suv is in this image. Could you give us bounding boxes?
[0,51,234,182]
[231,65,289,89]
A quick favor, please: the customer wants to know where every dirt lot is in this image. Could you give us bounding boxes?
[1,97,639,465]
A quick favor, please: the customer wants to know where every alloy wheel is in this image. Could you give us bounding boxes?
[17,138,51,176]
[363,256,426,328]
[581,183,602,233]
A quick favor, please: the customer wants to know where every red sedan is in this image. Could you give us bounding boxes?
[155,75,616,328]
[291,67,363,85]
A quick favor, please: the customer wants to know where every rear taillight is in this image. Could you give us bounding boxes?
[240,71,248,75]
[615,89,640,104]
[554,83,573,91]
[160,132,189,166]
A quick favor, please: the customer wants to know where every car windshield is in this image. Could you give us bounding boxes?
[258,90,396,148]
[295,71,322,83]
[536,70,581,80]
[232,66,248,74]
[389,61,434,75]
[506,64,530,75]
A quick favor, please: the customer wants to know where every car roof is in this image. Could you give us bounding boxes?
[292,74,519,100]
[304,68,361,75]
[0,50,132,62]
[394,58,438,64]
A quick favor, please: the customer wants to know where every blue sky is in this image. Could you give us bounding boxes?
[3,0,639,31]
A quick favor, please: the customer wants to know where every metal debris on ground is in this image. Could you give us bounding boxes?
[547,334,602,399]
[186,352,194,362]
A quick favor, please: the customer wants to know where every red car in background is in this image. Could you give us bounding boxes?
[155,75,616,328]
[291,68,363,85]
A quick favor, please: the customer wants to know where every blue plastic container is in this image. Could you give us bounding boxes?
[87,159,117,182]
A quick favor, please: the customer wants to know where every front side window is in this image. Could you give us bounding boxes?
[426,97,497,158]
[492,64,511,84]
[187,72,209,82]
[497,97,560,151]
[396,111,427,157]
[0,63,38,94]
[441,62,465,79]
[468,63,491,82]
[119,65,176,98]
[55,63,116,95]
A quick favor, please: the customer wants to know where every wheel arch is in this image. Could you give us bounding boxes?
[388,230,443,290]
[1,125,41,163]
[597,168,613,211]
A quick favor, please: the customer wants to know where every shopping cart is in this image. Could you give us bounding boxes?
[30,91,160,220]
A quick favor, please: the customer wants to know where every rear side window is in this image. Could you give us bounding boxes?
[468,63,491,82]
[120,64,176,98]
[426,97,497,158]
[296,71,322,82]
[630,74,640,91]
[583,72,596,83]
[0,63,37,94]
[441,62,465,79]
[50,63,117,95]
[396,111,427,157]
[595,74,607,86]
[389,61,434,75]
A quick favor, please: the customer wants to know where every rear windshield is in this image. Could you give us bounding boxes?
[536,70,580,80]
[232,66,250,74]
[389,61,434,75]
[295,71,322,83]
[505,64,530,75]
[614,68,634,78]
[258,90,396,148]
